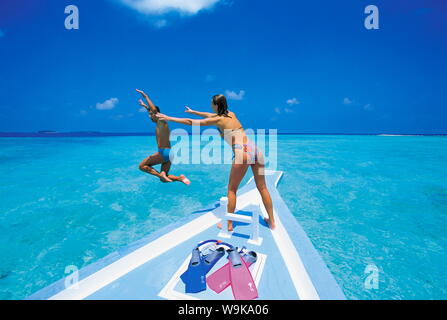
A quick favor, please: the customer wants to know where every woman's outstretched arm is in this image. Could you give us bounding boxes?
[184,106,215,118]
[156,113,219,126]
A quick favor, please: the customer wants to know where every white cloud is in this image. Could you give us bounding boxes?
[343,97,353,105]
[286,98,300,106]
[364,104,374,111]
[96,97,119,110]
[80,110,88,116]
[225,90,245,100]
[139,107,147,112]
[121,0,221,15]
[343,97,374,111]
[275,98,299,115]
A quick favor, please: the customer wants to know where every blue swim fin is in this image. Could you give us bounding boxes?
[181,246,226,293]
[202,247,225,274]
[180,247,206,293]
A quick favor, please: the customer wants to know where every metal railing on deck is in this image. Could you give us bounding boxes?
[217,197,263,246]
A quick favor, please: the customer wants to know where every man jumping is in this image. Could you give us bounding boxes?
[136,89,190,185]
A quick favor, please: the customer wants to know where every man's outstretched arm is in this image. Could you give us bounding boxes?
[136,89,158,114]
[138,99,150,112]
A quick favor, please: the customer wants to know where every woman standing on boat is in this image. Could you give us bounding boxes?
[156,94,276,230]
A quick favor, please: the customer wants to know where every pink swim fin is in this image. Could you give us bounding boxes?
[207,251,257,294]
[228,249,258,300]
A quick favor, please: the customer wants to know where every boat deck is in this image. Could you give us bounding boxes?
[28,171,345,300]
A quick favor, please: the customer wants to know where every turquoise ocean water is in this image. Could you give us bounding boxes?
[0,135,446,300]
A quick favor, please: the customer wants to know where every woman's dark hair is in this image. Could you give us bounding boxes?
[212,94,230,117]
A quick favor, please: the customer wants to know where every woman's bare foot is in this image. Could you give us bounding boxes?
[179,174,191,185]
[217,220,234,232]
[264,218,276,230]
[159,171,173,183]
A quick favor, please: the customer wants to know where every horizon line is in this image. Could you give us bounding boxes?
[0,131,446,137]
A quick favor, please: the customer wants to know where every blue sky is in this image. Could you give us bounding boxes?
[0,0,446,134]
